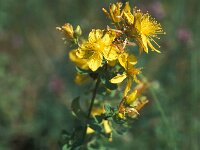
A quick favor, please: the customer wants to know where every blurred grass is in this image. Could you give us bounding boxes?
[0,0,200,149]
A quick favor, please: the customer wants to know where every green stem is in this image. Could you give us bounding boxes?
[82,77,100,143]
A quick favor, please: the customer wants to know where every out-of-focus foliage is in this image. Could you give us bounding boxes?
[0,0,199,150]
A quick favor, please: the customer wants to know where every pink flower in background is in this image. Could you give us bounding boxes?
[177,27,192,43]
[149,1,165,19]
[11,35,24,49]
[48,75,64,94]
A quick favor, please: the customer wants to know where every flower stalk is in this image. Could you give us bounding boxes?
[82,77,100,143]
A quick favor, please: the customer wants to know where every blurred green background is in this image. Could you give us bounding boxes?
[0,0,199,149]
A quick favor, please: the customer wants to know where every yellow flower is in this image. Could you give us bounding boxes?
[110,52,141,96]
[56,23,74,39]
[123,3,165,53]
[76,29,119,71]
[133,10,165,53]
[102,2,123,23]
[118,88,149,119]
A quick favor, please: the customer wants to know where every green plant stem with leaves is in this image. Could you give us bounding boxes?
[58,1,166,149]
[82,77,100,143]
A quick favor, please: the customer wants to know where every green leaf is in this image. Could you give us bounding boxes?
[71,126,85,149]
[59,130,71,147]
[104,104,111,113]
[97,85,108,96]
[71,97,87,121]
[89,122,103,132]
[105,82,118,90]
[62,144,70,150]
[104,104,117,118]
[112,121,128,135]
[94,115,104,124]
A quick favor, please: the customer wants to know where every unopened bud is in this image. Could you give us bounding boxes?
[117,112,125,119]
[74,25,82,37]
[57,23,74,39]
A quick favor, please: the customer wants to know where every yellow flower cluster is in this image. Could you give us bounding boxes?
[57,1,165,119]
[103,2,165,53]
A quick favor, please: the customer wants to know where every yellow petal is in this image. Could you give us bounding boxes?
[101,33,112,45]
[135,38,144,53]
[118,53,137,70]
[127,54,137,65]
[69,50,89,69]
[76,48,93,59]
[110,73,127,84]
[103,46,118,61]
[101,31,116,45]
[87,52,103,71]
[133,11,142,31]
[103,120,112,134]
[133,74,141,83]
[87,127,94,134]
[118,53,128,69]
[88,29,103,43]
[141,34,149,53]
[147,40,161,53]
[123,2,134,25]
[109,3,122,22]
[126,90,138,105]
[118,112,125,119]
[123,2,131,12]
[124,77,132,97]
[69,49,79,60]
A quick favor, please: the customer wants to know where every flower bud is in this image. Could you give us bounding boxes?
[56,23,74,39]
[74,25,82,37]
[117,112,125,119]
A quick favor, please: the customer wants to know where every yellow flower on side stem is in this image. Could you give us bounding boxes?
[122,2,165,53]
[110,52,141,96]
[133,10,165,53]
[118,85,149,119]
[76,29,120,72]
